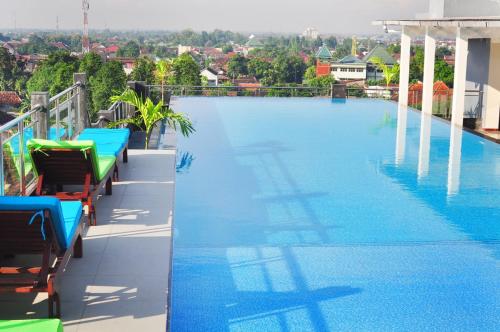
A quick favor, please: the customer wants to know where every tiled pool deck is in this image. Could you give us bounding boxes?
[0,148,175,332]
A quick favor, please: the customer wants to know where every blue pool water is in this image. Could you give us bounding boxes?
[171,97,500,331]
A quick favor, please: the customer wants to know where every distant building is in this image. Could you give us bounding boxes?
[114,57,136,75]
[178,45,193,55]
[315,44,394,82]
[0,91,22,113]
[2,42,17,56]
[331,55,367,81]
[303,27,319,40]
[315,44,333,77]
[105,45,120,57]
[49,42,69,50]
[201,68,219,86]
[362,45,396,81]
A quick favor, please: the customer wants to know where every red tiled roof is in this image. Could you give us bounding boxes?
[0,91,22,106]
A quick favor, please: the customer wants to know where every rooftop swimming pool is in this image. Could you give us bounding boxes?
[171,97,500,331]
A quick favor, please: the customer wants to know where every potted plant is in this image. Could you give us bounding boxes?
[110,89,194,149]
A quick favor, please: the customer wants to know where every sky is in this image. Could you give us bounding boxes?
[0,0,429,34]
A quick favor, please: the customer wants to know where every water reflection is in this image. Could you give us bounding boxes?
[176,151,194,173]
[447,124,463,197]
[395,104,408,165]
[418,113,432,179]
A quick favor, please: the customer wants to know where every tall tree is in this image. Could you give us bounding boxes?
[130,57,156,84]
[155,59,174,102]
[170,54,201,86]
[79,52,103,78]
[272,55,306,84]
[90,60,126,114]
[27,51,80,95]
[247,58,271,80]
[227,54,248,79]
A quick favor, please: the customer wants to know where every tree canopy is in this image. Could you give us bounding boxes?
[27,51,80,95]
[90,60,127,113]
[227,54,248,79]
[170,54,201,86]
[117,41,141,57]
[130,57,156,84]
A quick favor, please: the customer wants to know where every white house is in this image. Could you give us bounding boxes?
[331,55,367,81]
[201,68,219,86]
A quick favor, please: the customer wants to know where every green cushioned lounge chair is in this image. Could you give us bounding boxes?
[27,139,117,226]
[0,197,84,318]
[0,319,63,332]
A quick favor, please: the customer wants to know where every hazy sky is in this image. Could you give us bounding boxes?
[0,0,429,34]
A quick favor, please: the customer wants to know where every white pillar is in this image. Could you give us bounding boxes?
[483,42,500,130]
[421,28,436,116]
[395,26,411,165]
[447,124,463,197]
[450,28,469,127]
[418,28,436,178]
[398,26,411,107]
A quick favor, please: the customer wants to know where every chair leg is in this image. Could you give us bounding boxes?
[113,164,119,182]
[123,148,128,163]
[47,278,61,318]
[88,203,96,226]
[74,234,83,258]
[105,177,112,196]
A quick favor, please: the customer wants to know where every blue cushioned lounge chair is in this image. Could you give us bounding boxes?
[77,128,130,161]
[77,128,130,181]
[0,196,84,318]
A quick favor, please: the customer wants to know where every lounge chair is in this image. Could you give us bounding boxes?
[77,128,130,181]
[27,139,116,226]
[0,197,84,318]
[0,319,63,332]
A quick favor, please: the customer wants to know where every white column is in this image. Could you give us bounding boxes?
[483,42,500,130]
[450,28,469,127]
[447,124,463,197]
[398,26,411,107]
[421,28,436,116]
[395,26,411,165]
[418,28,436,178]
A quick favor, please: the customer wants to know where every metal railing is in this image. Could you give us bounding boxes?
[148,85,335,98]
[0,82,84,196]
[94,100,134,128]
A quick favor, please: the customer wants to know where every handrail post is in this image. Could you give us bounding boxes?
[74,73,89,131]
[0,135,4,196]
[18,120,26,195]
[31,92,50,139]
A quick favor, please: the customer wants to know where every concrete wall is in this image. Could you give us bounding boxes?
[484,42,500,129]
[465,39,490,119]
[428,0,500,18]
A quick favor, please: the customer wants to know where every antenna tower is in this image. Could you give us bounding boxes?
[82,0,90,53]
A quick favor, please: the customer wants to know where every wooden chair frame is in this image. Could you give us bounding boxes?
[30,148,115,226]
[0,210,84,318]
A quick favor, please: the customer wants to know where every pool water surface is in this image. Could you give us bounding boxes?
[171,97,499,331]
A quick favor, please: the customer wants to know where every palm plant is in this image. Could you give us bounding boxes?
[370,57,400,87]
[155,59,173,103]
[110,89,194,149]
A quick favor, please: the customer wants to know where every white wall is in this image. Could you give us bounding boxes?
[428,0,500,18]
[331,66,366,80]
[484,43,500,129]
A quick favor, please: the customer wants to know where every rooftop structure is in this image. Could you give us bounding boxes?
[375,0,500,132]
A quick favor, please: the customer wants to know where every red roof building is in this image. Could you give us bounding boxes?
[408,81,452,106]
[0,91,22,106]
